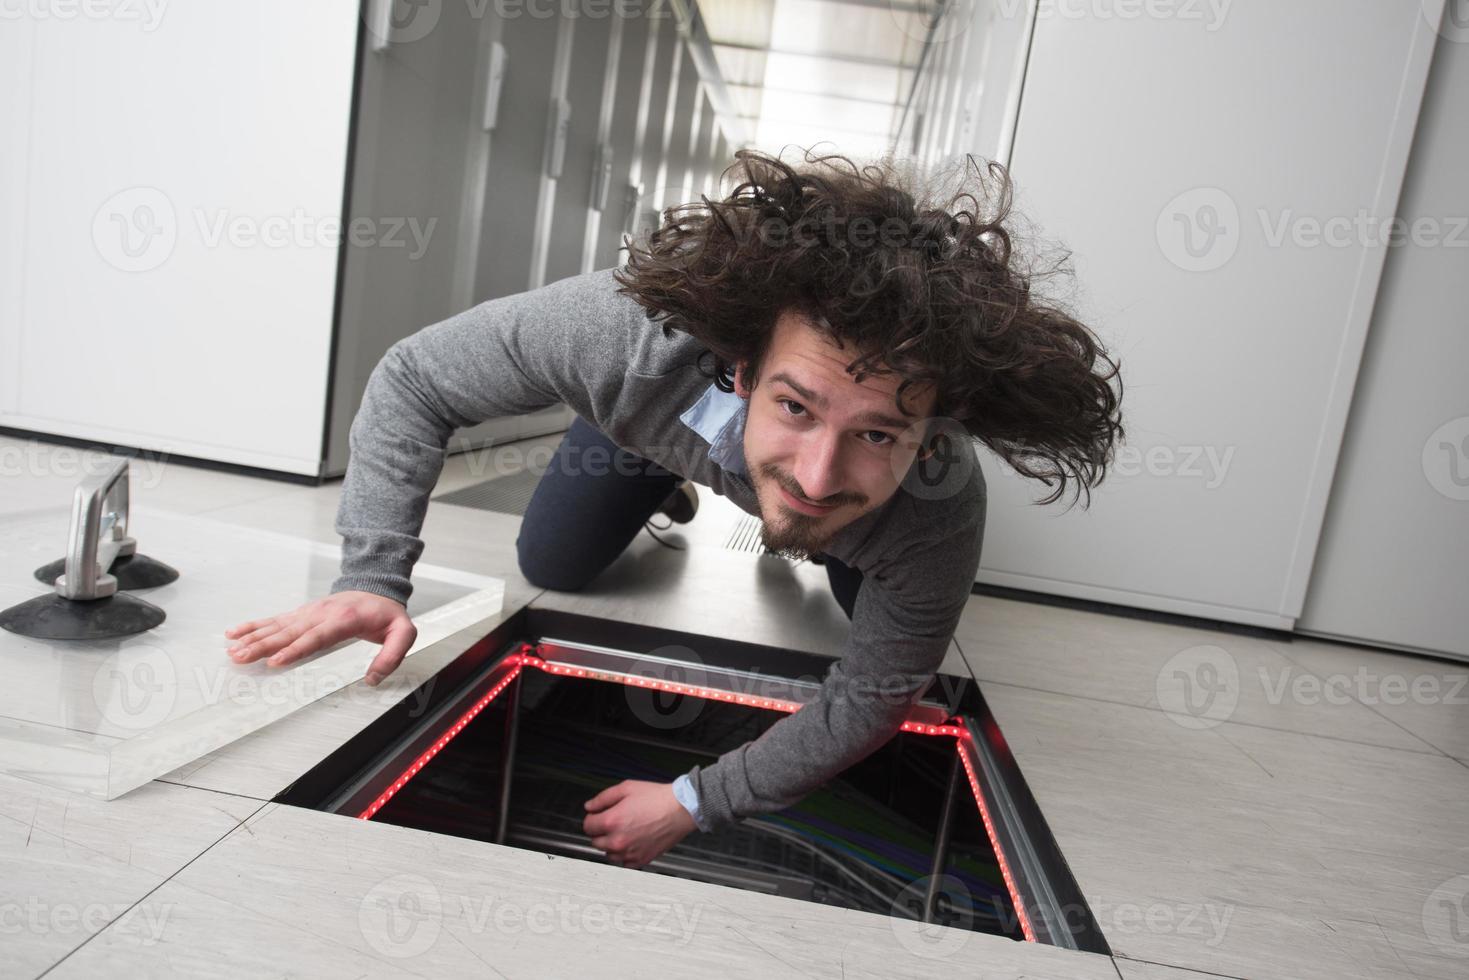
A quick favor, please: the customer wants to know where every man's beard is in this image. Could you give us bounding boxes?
[752,464,841,560]
[757,512,828,561]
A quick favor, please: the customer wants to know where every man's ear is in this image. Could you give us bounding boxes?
[732,362,751,398]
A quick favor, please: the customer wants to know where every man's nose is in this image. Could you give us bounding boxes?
[792,433,846,503]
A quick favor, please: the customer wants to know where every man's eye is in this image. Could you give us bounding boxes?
[864,432,895,446]
[778,398,806,417]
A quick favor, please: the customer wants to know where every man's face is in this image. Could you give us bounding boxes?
[734,310,937,558]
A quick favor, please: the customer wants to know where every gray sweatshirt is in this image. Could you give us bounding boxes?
[330,265,987,832]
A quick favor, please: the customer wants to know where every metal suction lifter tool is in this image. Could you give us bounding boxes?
[0,459,174,640]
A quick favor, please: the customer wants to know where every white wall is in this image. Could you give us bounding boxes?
[1,3,360,476]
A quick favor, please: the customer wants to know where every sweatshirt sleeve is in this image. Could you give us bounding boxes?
[685,491,986,830]
[330,268,638,605]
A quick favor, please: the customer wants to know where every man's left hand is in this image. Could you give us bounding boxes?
[582,779,695,869]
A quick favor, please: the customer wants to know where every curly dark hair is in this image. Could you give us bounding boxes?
[611,145,1124,508]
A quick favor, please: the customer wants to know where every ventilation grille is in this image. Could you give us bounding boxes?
[724,515,770,554]
[432,469,544,517]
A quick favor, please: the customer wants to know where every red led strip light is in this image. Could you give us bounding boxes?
[356,651,528,820]
[956,738,1037,942]
[356,641,1035,943]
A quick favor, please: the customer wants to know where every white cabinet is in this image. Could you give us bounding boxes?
[1,3,360,476]
[2,3,724,481]
[1297,25,1469,661]
[977,1,1444,631]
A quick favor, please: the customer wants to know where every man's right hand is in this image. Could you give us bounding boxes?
[223,591,418,687]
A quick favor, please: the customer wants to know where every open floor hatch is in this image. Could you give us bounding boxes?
[279,607,1108,953]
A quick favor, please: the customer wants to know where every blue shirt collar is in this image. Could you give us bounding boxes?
[678,382,750,478]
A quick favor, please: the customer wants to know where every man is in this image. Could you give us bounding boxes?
[224,147,1123,870]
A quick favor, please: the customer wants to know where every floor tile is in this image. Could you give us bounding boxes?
[50,802,1120,980]
[954,598,1435,752]
[0,773,260,978]
[1264,635,1469,760]
[984,681,1469,980]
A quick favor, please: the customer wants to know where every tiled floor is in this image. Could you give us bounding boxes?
[2,430,1466,979]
